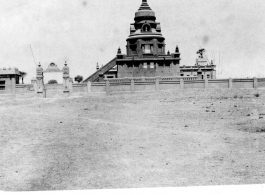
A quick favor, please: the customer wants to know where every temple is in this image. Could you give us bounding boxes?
[83,0,216,83]
[116,0,181,79]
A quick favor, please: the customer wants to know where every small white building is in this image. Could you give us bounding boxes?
[43,63,64,84]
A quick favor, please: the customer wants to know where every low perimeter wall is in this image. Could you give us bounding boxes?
[78,77,264,94]
[1,77,264,95]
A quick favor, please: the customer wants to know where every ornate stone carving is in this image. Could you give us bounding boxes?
[36,63,43,78]
[62,61,70,78]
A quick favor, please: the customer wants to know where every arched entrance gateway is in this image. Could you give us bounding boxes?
[43,63,63,84]
[36,62,71,97]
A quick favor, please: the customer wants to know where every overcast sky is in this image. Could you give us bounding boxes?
[0,0,265,82]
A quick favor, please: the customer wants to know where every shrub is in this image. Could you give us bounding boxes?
[48,80,58,84]
[75,75,83,83]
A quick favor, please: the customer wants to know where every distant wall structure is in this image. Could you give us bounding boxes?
[1,76,265,96]
[0,67,20,94]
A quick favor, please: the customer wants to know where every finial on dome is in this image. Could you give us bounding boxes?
[139,0,152,11]
[64,61,67,66]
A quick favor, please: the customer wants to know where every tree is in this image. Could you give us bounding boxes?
[48,80,58,84]
[19,71,27,84]
[74,75,83,83]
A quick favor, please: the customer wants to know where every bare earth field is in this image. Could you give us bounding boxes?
[1,89,265,191]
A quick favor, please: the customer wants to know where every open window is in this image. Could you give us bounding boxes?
[142,45,153,54]
[158,44,163,54]
[130,45,137,55]
[0,81,5,90]
[142,23,151,32]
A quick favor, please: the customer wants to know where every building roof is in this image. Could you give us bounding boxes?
[44,63,62,73]
[0,68,20,75]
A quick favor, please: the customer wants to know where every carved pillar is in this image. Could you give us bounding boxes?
[87,81,92,93]
[69,78,73,95]
[36,63,44,95]
[106,80,110,94]
[31,78,37,92]
[205,78,209,88]
[153,39,158,56]
[130,79,135,93]
[137,39,142,58]
[62,61,70,94]
[229,78,233,89]
[254,77,258,89]
[11,76,16,95]
[155,77,160,92]
[180,79,184,89]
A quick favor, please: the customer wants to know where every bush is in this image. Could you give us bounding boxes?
[254,93,260,98]
[75,75,83,83]
[48,80,58,84]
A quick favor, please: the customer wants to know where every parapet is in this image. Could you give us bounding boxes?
[0,67,20,75]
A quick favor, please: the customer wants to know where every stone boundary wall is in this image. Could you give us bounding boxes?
[15,84,34,93]
[0,84,34,94]
[0,77,264,96]
[83,77,264,94]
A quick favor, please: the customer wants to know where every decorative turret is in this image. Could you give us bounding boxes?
[173,45,181,58]
[117,47,122,55]
[117,47,123,59]
[175,45,179,53]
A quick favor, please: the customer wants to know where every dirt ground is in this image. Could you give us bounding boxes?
[1,89,265,191]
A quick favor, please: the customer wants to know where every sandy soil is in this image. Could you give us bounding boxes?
[1,89,265,191]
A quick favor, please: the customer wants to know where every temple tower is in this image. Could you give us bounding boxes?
[116,0,181,78]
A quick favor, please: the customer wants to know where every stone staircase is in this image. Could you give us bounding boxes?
[83,57,117,83]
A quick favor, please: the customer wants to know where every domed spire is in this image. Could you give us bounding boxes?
[134,0,156,22]
[138,0,152,11]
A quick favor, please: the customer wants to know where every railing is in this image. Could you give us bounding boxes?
[105,76,197,83]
